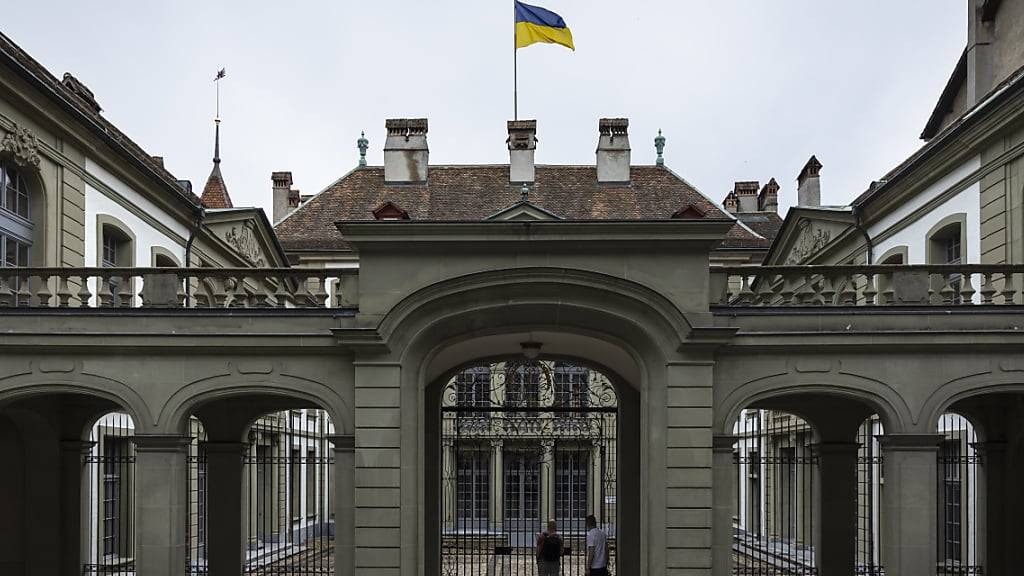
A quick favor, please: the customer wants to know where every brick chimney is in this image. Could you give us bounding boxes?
[272,171,295,222]
[797,156,822,207]
[508,120,537,183]
[723,192,739,214]
[384,118,429,184]
[758,178,779,212]
[734,181,760,213]
[596,118,630,184]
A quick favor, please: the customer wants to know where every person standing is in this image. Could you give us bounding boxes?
[535,519,562,576]
[586,515,609,576]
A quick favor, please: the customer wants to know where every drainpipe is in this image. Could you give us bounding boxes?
[185,207,205,268]
[852,205,874,264]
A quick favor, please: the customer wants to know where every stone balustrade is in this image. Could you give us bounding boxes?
[710,264,1024,307]
[0,267,358,309]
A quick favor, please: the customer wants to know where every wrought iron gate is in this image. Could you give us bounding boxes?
[85,412,136,576]
[855,418,883,576]
[732,410,817,575]
[440,359,618,576]
[936,413,979,576]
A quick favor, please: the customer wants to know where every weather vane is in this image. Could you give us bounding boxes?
[214,68,226,119]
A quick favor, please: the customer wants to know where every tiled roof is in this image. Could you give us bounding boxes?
[0,31,202,208]
[733,211,784,247]
[200,163,233,209]
[275,165,767,251]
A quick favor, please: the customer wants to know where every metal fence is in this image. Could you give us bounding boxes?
[732,410,817,575]
[856,419,884,576]
[84,412,136,576]
[936,413,980,576]
[440,360,618,576]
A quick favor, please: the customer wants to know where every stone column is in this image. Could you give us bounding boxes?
[712,435,737,576]
[203,441,247,576]
[879,434,942,576]
[974,441,1007,576]
[541,440,555,522]
[59,440,93,576]
[328,434,355,576]
[812,442,859,576]
[133,435,190,576]
[491,440,504,531]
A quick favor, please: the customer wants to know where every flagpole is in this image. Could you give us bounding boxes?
[513,0,518,120]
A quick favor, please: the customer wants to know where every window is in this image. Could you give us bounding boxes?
[505,452,540,520]
[456,449,489,520]
[555,450,589,524]
[554,363,589,409]
[927,216,966,304]
[456,367,490,409]
[290,448,301,521]
[306,449,317,517]
[0,159,32,270]
[1,160,30,219]
[102,436,129,558]
[942,440,962,562]
[505,364,540,415]
[102,233,122,267]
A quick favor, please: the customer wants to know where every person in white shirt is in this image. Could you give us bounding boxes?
[586,514,609,576]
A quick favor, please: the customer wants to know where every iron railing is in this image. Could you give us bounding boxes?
[0,267,358,309]
[711,264,1024,307]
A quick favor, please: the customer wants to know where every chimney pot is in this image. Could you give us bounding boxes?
[596,118,631,183]
[507,120,537,183]
[272,171,296,222]
[384,118,429,183]
[797,156,822,207]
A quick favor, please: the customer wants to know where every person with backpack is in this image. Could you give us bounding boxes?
[535,519,563,576]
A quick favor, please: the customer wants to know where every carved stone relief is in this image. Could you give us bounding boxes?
[786,220,831,264]
[224,220,266,267]
[1,124,41,168]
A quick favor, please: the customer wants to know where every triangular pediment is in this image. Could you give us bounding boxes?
[766,207,856,265]
[202,208,289,268]
[487,201,562,221]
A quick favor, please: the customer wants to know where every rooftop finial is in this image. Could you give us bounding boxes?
[521,182,530,202]
[213,117,221,164]
[357,131,369,167]
[655,129,666,167]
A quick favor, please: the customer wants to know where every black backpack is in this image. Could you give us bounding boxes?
[541,533,562,561]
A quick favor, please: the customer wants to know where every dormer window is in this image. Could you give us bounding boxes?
[372,201,410,221]
[671,204,707,219]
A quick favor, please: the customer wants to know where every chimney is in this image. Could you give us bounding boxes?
[596,118,631,184]
[967,0,996,107]
[507,120,537,183]
[733,181,760,213]
[758,178,779,212]
[272,171,295,222]
[384,118,429,183]
[723,192,739,214]
[797,156,822,207]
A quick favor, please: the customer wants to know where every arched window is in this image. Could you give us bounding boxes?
[0,158,32,267]
[927,214,967,303]
[96,215,136,268]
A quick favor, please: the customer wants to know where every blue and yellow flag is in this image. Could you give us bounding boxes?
[515,1,575,51]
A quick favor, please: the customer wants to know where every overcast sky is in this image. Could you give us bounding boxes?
[4,1,965,216]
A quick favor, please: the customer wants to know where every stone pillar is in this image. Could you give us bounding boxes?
[59,440,93,576]
[203,441,247,576]
[133,435,190,576]
[541,440,555,522]
[329,434,355,576]
[491,440,504,530]
[812,442,859,576]
[974,441,1007,576]
[879,434,942,576]
[712,435,737,576]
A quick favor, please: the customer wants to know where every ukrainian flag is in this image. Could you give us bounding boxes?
[515,1,575,51]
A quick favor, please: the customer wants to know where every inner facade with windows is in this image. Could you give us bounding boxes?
[440,359,618,575]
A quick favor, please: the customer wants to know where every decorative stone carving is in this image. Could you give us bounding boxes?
[786,220,831,264]
[224,220,266,267]
[1,124,41,168]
